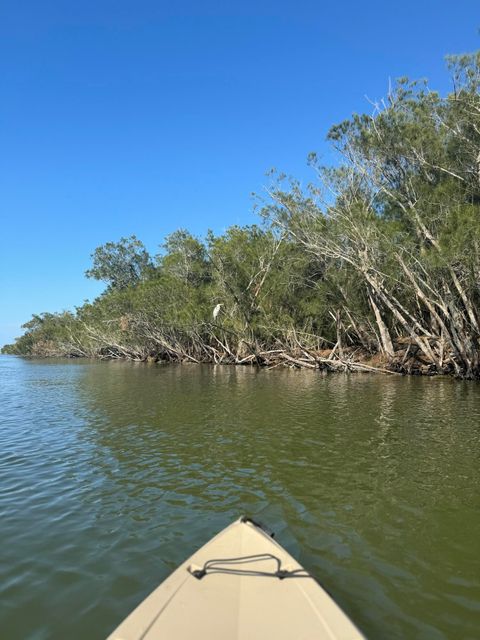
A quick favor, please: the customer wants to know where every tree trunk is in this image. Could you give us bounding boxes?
[368,293,395,357]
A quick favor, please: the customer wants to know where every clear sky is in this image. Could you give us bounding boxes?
[1,1,479,345]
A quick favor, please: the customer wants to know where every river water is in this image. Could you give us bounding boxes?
[1,355,479,639]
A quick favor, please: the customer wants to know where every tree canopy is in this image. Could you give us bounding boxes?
[85,235,152,291]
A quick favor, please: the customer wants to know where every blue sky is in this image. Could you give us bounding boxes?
[1,1,479,345]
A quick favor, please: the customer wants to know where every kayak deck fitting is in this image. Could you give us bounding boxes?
[106,516,365,639]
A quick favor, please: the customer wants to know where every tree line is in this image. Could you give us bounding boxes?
[4,51,480,378]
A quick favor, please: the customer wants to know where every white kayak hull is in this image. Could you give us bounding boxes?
[106,517,365,639]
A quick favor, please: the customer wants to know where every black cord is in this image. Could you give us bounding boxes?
[190,553,311,581]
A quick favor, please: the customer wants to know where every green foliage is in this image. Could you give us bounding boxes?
[1,312,78,356]
[158,230,211,287]
[85,235,152,291]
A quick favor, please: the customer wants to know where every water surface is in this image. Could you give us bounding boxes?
[1,356,479,639]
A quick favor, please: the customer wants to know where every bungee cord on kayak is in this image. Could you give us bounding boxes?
[189,553,311,580]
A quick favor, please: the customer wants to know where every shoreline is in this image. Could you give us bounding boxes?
[5,344,472,378]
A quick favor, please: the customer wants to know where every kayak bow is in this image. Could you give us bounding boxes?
[107,516,365,639]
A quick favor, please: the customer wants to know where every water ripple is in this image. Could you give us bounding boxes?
[0,357,479,639]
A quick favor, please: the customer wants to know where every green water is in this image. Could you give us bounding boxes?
[1,355,479,639]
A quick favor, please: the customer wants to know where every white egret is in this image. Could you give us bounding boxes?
[212,303,223,320]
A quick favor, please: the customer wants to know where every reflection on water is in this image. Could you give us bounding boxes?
[1,356,479,639]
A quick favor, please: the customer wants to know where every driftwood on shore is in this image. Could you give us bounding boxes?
[28,317,458,377]
[13,310,469,377]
